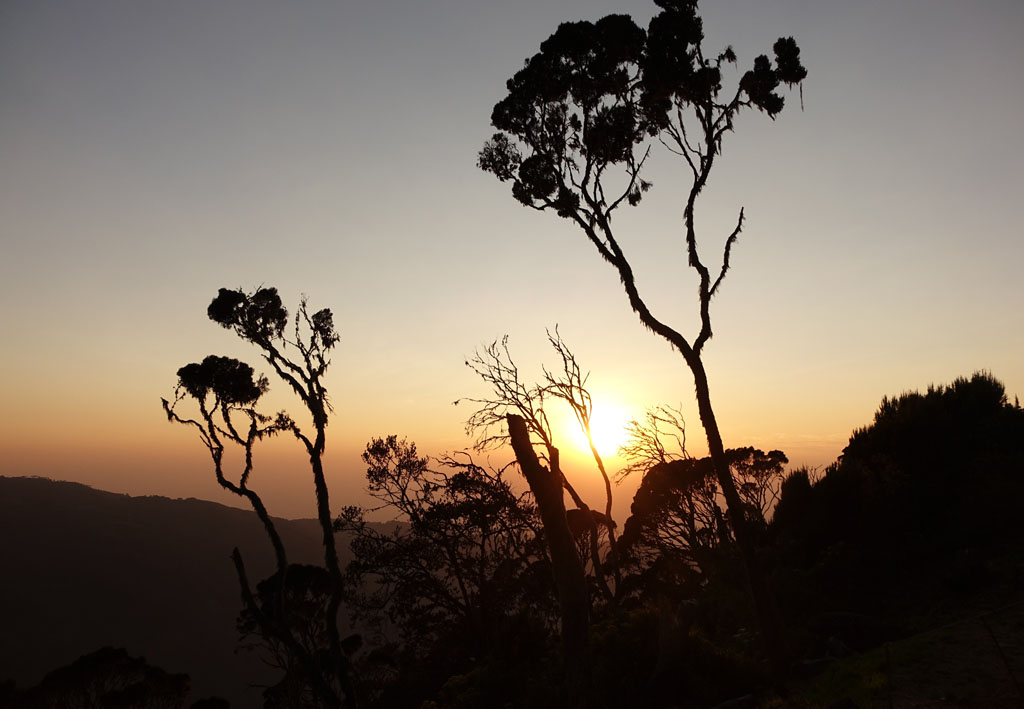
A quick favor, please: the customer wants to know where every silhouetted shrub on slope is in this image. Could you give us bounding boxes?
[770,372,1024,633]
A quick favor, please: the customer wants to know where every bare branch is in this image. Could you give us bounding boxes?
[709,207,745,300]
[456,336,552,453]
[617,405,691,482]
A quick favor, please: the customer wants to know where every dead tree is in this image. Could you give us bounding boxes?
[507,413,590,706]
[460,336,615,600]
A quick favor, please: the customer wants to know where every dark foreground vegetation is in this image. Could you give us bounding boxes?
[4,372,1023,707]
[338,372,1024,708]
[5,1,1021,707]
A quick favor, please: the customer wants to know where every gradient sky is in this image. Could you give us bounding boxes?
[2,0,1022,522]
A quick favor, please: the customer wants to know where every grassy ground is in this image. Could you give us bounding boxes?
[769,600,1024,708]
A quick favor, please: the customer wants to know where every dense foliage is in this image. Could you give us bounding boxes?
[618,447,788,595]
[770,372,1024,647]
[336,437,554,705]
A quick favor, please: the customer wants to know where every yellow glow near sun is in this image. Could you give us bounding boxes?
[567,402,632,460]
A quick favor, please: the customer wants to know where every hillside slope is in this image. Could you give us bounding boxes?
[0,475,356,706]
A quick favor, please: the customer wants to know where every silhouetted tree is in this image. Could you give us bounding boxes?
[619,447,788,591]
[774,372,1024,561]
[12,647,189,709]
[162,287,357,708]
[766,373,1024,653]
[458,334,623,705]
[479,0,805,666]
[459,334,618,600]
[541,330,622,588]
[336,437,550,704]
[237,565,358,708]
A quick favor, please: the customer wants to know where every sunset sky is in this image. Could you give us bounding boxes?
[2,0,1022,523]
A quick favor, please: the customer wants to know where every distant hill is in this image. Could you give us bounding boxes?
[0,476,367,707]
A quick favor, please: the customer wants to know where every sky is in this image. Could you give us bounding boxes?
[2,0,1022,523]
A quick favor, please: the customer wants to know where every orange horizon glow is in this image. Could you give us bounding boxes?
[1,0,1021,527]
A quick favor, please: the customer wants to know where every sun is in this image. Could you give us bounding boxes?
[568,403,632,460]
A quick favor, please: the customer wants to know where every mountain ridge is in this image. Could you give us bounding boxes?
[0,475,366,707]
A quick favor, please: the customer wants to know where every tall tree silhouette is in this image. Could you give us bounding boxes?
[162,287,357,708]
[478,0,805,667]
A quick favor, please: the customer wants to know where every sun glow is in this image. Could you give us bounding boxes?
[567,403,632,460]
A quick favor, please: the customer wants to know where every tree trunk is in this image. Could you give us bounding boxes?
[310,447,358,708]
[687,355,786,674]
[506,413,590,705]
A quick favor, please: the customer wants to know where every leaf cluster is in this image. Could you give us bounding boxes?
[176,355,268,406]
[479,0,806,216]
